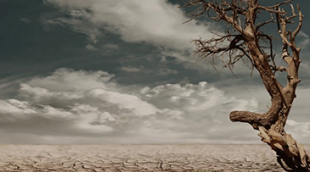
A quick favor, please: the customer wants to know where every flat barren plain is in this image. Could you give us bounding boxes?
[1,144,309,172]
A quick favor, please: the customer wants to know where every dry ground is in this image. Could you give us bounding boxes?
[0,144,308,172]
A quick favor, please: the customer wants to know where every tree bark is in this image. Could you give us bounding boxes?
[228,2,310,170]
[182,0,309,170]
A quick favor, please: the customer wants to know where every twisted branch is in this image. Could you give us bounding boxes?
[182,0,308,170]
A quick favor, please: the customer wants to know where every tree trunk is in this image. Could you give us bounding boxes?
[229,28,310,171]
[182,0,308,170]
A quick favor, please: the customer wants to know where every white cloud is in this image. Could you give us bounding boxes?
[43,0,216,52]
[43,0,258,75]
[0,68,262,144]
[139,82,257,112]
[24,68,115,92]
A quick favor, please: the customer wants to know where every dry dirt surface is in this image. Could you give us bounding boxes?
[0,144,309,172]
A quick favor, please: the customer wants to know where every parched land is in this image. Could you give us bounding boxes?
[0,144,308,172]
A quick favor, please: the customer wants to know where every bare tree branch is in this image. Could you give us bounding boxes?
[182,0,309,170]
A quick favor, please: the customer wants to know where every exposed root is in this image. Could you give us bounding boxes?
[258,126,310,171]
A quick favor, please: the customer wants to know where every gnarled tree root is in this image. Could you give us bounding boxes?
[258,126,310,171]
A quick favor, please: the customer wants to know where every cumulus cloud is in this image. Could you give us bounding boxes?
[0,68,262,144]
[43,0,216,53]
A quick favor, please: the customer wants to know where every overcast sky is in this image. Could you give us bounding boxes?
[1,0,310,144]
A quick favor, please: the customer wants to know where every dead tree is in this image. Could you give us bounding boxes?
[181,0,308,171]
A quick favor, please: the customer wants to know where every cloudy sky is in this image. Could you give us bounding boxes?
[1,0,310,144]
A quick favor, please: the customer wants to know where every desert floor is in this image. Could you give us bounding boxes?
[0,144,309,172]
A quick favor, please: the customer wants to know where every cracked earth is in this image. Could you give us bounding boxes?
[1,144,309,172]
